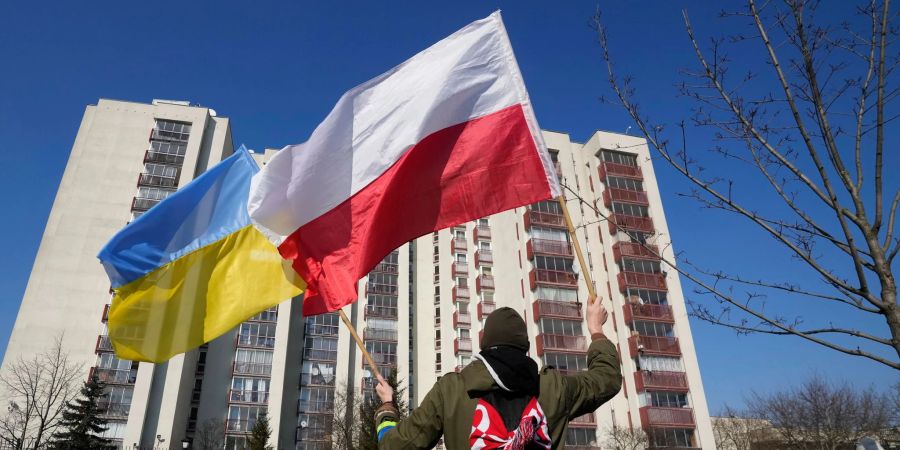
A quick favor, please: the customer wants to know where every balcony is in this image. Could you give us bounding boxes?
[476,275,495,292]
[96,401,130,418]
[297,400,336,414]
[90,367,137,385]
[617,271,667,292]
[150,128,190,143]
[304,348,338,361]
[454,338,473,354]
[137,173,178,189]
[370,262,399,274]
[529,269,577,290]
[608,213,654,234]
[473,226,491,241]
[599,161,643,179]
[451,238,467,252]
[475,249,493,266]
[477,301,496,320]
[453,311,472,328]
[101,304,110,322]
[527,238,573,259]
[236,334,276,349]
[365,284,398,296]
[532,300,582,321]
[623,303,674,323]
[365,304,398,319]
[613,241,659,262]
[569,413,596,428]
[452,286,470,301]
[366,353,397,367]
[535,334,586,356]
[628,335,681,357]
[524,209,566,229]
[363,327,398,342]
[639,406,695,427]
[131,197,161,212]
[144,149,185,166]
[452,261,469,276]
[603,187,649,207]
[229,390,270,404]
[95,335,113,353]
[232,361,273,376]
[634,370,689,393]
[226,419,256,433]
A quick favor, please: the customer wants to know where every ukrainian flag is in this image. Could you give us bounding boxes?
[98,148,305,363]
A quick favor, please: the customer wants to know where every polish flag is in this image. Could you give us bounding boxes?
[248,12,561,315]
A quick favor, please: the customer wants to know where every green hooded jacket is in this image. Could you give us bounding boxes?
[378,337,621,449]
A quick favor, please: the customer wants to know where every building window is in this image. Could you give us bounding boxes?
[300,361,336,387]
[543,353,587,372]
[612,202,649,217]
[621,258,662,274]
[599,149,638,166]
[626,289,668,305]
[606,176,644,191]
[153,119,192,142]
[637,355,684,372]
[302,337,338,362]
[305,314,339,336]
[565,428,597,446]
[539,318,583,336]
[298,388,334,413]
[632,321,674,337]
[237,322,276,348]
[531,200,563,215]
[650,428,695,448]
[533,256,573,272]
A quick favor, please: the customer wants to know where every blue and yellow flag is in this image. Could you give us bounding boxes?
[98,148,305,363]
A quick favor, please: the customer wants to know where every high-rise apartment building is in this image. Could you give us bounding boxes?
[3,99,715,449]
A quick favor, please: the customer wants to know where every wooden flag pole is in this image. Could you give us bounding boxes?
[557,195,598,303]
[338,308,387,384]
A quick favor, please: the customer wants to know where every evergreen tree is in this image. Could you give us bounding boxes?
[48,376,114,450]
[358,370,407,450]
[248,413,272,450]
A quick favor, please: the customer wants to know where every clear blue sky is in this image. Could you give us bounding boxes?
[1,1,896,412]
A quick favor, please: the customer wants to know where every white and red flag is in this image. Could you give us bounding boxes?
[248,12,561,315]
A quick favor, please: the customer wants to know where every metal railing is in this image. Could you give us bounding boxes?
[231,361,272,376]
[530,238,574,257]
[533,299,582,320]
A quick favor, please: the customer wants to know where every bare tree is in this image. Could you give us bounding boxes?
[604,424,649,450]
[193,419,225,450]
[331,385,357,450]
[592,0,900,369]
[746,375,896,449]
[712,405,775,450]
[0,336,82,449]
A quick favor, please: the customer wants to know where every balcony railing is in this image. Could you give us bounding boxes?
[304,348,338,361]
[90,367,137,385]
[476,275,495,292]
[131,197,161,212]
[599,161,643,179]
[527,238,573,259]
[617,271,667,292]
[96,335,113,353]
[613,241,660,262]
[226,419,256,433]
[639,406,695,427]
[532,300,582,320]
[150,129,190,143]
[451,238,467,252]
[144,150,185,166]
[453,311,472,327]
[138,173,178,188]
[477,301,496,320]
[96,401,130,418]
[475,249,493,266]
[363,328,398,342]
[536,334,586,356]
[569,413,596,427]
[530,269,577,290]
[236,334,276,349]
[101,304,110,322]
[473,226,491,241]
[452,286,470,301]
[370,262,399,274]
[603,187,649,207]
[365,284,399,296]
[634,370,689,392]
[297,400,335,414]
[452,262,469,276]
[608,213,654,234]
[232,361,272,376]
[367,353,397,366]
[623,303,674,323]
[454,337,473,354]
[365,304,398,319]
[628,335,681,357]
[524,209,566,229]
[229,390,270,404]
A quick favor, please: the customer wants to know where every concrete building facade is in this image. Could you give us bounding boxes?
[2,99,715,449]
